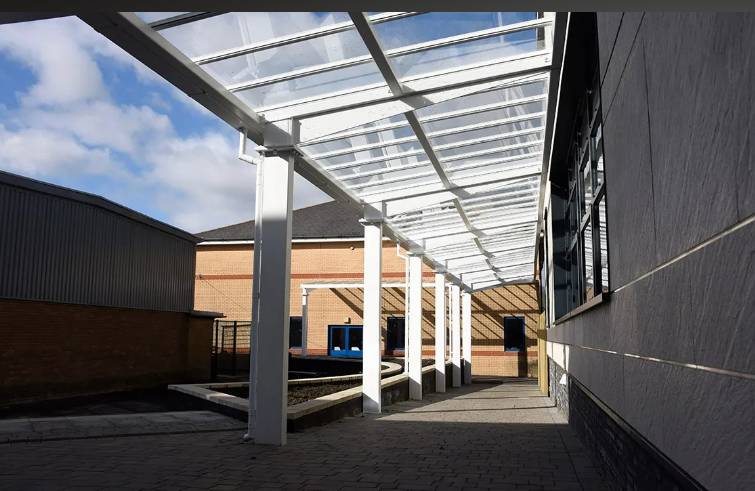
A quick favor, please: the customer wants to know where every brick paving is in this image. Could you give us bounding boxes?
[0,380,609,490]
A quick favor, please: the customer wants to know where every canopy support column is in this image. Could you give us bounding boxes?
[247,151,294,446]
[408,254,424,400]
[462,291,472,385]
[450,284,462,388]
[434,272,447,392]
[361,213,383,414]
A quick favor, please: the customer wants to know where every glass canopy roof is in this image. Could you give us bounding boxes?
[123,11,559,290]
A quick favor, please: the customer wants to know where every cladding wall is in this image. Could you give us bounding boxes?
[0,174,197,312]
[547,13,755,490]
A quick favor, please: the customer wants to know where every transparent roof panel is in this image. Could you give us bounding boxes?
[159,12,353,59]
[129,10,557,290]
[200,29,370,86]
[372,12,538,50]
[392,29,544,80]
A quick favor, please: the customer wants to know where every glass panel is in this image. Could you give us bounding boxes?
[302,126,415,156]
[436,133,541,160]
[392,29,544,80]
[421,101,545,134]
[234,62,383,109]
[598,195,609,292]
[201,29,368,86]
[137,12,188,23]
[580,152,592,218]
[331,158,429,180]
[592,122,604,188]
[582,220,594,300]
[330,327,346,352]
[442,149,540,172]
[346,165,436,189]
[317,140,423,168]
[160,12,352,59]
[415,80,547,119]
[355,175,443,198]
[349,328,363,352]
[373,12,538,51]
[429,120,543,148]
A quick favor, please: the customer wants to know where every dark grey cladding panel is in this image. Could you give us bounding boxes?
[621,356,755,491]
[600,13,644,122]
[596,12,622,81]
[632,259,693,363]
[684,221,755,375]
[568,346,625,415]
[644,13,748,263]
[604,39,657,289]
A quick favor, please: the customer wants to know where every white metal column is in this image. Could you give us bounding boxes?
[408,254,423,400]
[450,284,461,388]
[434,272,446,392]
[247,151,294,446]
[361,216,383,414]
[301,289,309,356]
[462,291,472,385]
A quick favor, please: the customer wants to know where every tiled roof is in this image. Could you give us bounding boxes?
[197,200,363,241]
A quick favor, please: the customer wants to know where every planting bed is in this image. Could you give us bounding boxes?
[218,381,360,406]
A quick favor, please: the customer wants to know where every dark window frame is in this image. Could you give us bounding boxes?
[562,71,610,313]
[503,316,526,352]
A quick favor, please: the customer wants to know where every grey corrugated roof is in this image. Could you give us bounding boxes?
[198,200,363,241]
[0,170,200,243]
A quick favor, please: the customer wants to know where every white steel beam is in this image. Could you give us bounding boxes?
[434,272,447,393]
[462,291,473,385]
[408,254,424,400]
[361,215,383,414]
[248,152,295,446]
[450,284,462,388]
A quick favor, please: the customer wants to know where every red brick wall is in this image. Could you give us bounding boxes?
[0,299,214,405]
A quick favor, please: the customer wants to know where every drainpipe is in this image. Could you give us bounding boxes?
[396,244,409,374]
[239,128,263,441]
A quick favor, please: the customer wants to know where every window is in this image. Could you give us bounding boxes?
[503,316,525,352]
[289,316,303,348]
[328,325,363,358]
[386,317,405,353]
[562,71,610,312]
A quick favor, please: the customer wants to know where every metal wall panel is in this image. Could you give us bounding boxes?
[0,173,198,312]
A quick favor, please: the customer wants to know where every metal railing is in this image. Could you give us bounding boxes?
[211,320,251,378]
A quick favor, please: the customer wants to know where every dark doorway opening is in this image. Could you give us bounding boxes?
[386,317,405,354]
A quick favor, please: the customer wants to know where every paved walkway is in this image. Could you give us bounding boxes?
[0,380,609,490]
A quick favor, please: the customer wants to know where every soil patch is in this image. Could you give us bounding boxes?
[218,381,360,406]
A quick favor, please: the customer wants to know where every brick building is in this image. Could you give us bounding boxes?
[195,201,540,378]
[0,170,216,405]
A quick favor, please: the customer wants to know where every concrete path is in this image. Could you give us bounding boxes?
[0,380,609,490]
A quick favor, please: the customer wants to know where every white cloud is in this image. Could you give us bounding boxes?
[0,16,330,233]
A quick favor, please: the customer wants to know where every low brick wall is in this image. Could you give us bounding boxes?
[0,298,214,406]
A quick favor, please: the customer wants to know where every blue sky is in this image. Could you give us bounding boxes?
[0,16,328,233]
